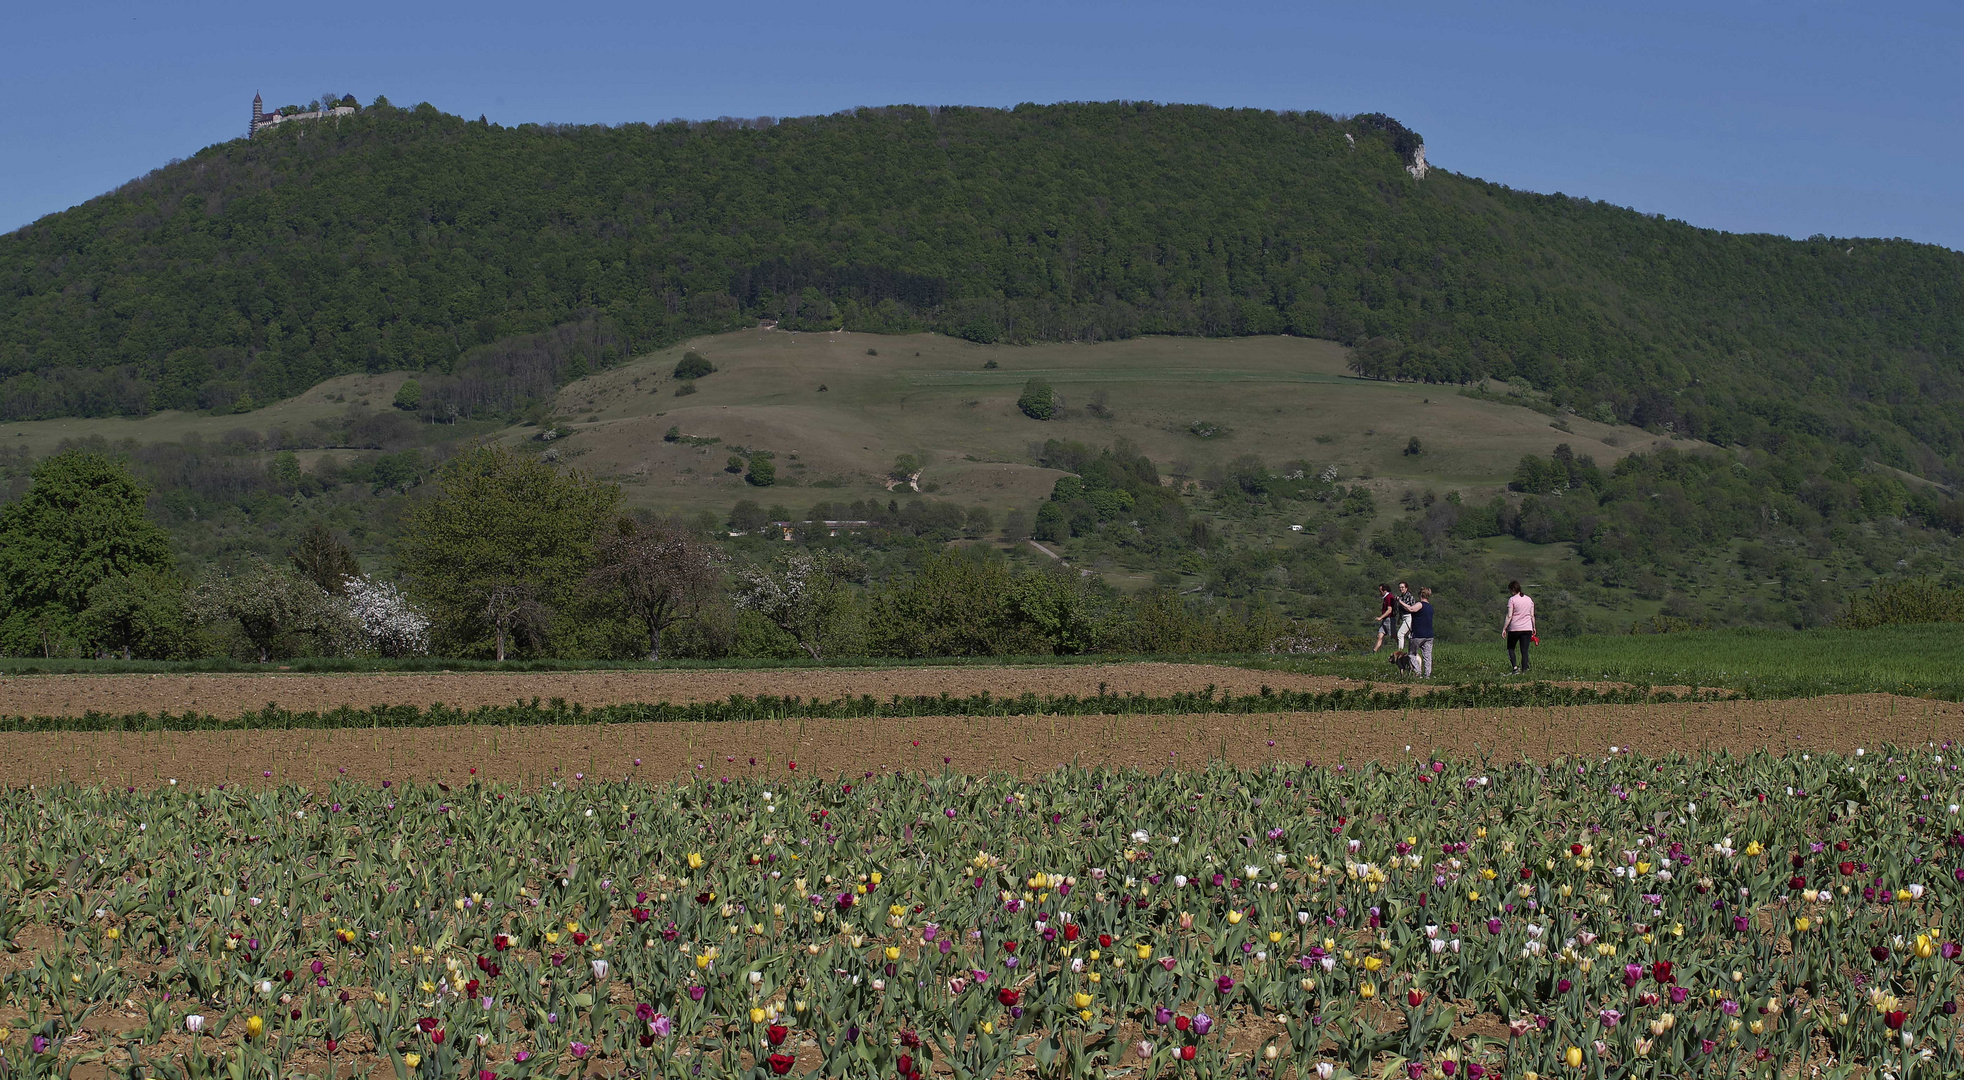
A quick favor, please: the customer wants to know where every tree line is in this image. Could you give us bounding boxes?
[0,447,1348,662]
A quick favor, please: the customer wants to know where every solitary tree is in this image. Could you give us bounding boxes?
[732,552,858,661]
[393,379,423,410]
[400,445,620,660]
[587,515,728,660]
[0,451,177,656]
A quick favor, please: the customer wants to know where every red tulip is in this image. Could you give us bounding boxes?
[768,1025,788,1046]
[1063,925,1080,942]
[897,1055,913,1076]
[1408,990,1425,1007]
[1180,1046,1197,1061]
[769,1053,796,1075]
[1886,1011,1908,1030]
[1098,934,1113,948]
[1175,1015,1192,1032]
[997,988,1020,1007]
[1651,961,1674,984]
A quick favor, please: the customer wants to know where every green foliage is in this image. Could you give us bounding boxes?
[1017,377,1055,420]
[1404,436,1423,456]
[744,453,776,487]
[673,351,715,380]
[399,444,621,659]
[731,551,860,661]
[728,499,768,532]
[288,521,361,594]
[267,449,302,491]
[0,451,177,656]
[189,557,343,662]
[392,378,422,410]
[81,566,193,660]
[1837,577,1964,629]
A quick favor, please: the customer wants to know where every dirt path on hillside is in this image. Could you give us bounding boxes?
[6,693,1953,789]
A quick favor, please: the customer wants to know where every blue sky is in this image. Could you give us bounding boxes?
[6,0,1959,247]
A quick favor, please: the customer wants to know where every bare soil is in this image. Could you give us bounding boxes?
[0,662,1357,719]
[4,692,1954,789]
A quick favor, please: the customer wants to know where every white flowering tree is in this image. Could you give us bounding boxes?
[731,552,858,661]
[338,576,431,657]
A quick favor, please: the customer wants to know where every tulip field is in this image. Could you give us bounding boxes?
[4,732,1964,1080]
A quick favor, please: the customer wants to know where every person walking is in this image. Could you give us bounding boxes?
[1393,580,1415,651]
[1503,580,1535,674]
[1370,584,1397,652]
[1400,587,1435,677]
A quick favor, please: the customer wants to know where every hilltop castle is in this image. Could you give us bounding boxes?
[250,93,356,138]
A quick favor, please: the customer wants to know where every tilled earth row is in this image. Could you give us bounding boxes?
[4,693,1954,788]
[0,662,1357,718]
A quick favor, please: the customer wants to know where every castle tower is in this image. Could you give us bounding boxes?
[251,93,263,138]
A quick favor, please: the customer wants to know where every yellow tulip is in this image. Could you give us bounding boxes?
[980,1022,994,1035]
[246,1015,264,1038]
[1744,841,1762,857]
[1227,910,1244,925]
[870,872,882,885]
[1136,944,1152,960]
[885,946,901,961]
[545,931,559,945]
[1088,972,1101,984]
[1363,955,1383,972]
[1073,992,1093,1008]
[566,921,580,933]
[1358,982,1376,1000]
[1268,932,1283,944]
[1916,935,1935,959]
[688,852,705,869]
[1794,917,1811,932]
[404,1053,421,1069]
[1565,1046,1583,1069]
[750,1008,767,1024]
[1079,1009,1092,1022]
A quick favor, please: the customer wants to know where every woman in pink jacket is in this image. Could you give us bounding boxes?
[1502,580,1535,674]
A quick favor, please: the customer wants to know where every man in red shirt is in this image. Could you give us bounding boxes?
[1370,583,1397,652]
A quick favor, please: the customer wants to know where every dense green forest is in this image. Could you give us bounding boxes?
[4,100,1962,480]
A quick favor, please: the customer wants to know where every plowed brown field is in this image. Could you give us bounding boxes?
[0,662,1354,718]
[3,690,1955,789]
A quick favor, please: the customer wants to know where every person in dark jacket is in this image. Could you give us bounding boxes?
[1399,587,1436,677]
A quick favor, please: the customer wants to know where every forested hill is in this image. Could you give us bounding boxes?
[4,100,1962,478]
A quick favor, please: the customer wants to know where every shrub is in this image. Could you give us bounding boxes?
[1018,377,1055,420]
[392,379,422,411]
[673,351,714,380]
[745,454,776,487]
[674,381,698,397]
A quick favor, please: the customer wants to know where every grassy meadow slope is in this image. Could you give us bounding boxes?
[524,328,1686,517]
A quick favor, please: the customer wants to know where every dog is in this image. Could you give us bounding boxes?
[1387,649,1416,674]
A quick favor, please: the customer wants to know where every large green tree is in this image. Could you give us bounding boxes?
[0,451,178,656]
[401,444,620,659]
